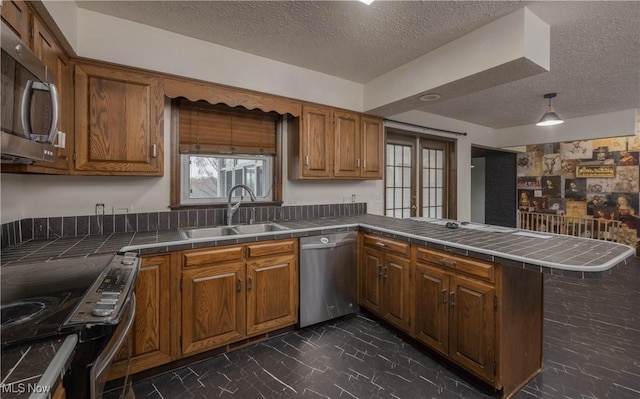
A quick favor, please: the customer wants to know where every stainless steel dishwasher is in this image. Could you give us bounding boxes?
[299,232,358,328]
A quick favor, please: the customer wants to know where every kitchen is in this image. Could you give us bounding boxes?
[1,1,639,399]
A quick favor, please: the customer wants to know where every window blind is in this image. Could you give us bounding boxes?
[178,100,278,155]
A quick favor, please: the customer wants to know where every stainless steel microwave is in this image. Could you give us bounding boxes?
[1,20,59,164]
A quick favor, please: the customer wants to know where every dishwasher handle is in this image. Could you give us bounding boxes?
[300,238,356,250]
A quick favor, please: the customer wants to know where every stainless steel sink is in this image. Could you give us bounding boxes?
[180,222,288,239]
[179,226,236,239]
[231,222,288,234]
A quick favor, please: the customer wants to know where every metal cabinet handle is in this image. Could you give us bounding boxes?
[304,155,309,167]
[376,242,386,247]
[449,292,455,307]
[152,144,158,158]
[441,289,448,304]
[378,265,383,277]
[237,278,242,292]
[440,258,456,268]
[356,159,361,168]
[248,276,253,291]
[363,159,367,169]
[383,266,388,278]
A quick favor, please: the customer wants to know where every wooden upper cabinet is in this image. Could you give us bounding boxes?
[333,111,360,178]
[360,116,384,178]
[1,0,31,44]
[74,62,164,175]
[290,107,383,180]
[300,105,332,178]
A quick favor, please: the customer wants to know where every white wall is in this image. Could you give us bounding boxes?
[0,102,384,223]
[76,9,363,112]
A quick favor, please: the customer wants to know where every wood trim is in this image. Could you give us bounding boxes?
[163,76,301,117]
[247,239,296,258]
[182,246,245,268]
[170,99,181,208]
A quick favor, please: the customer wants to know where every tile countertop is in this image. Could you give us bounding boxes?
[1,214,635,277]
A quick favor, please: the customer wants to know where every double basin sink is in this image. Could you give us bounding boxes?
[180,222,288,239]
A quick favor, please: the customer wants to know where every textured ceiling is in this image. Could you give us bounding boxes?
[76,1,640,129]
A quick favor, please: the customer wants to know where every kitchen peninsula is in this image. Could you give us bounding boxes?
[1,213,634,399]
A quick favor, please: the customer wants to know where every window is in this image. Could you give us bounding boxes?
[171,99,282,208]
[385,142,414,218]
[181,154,273,204]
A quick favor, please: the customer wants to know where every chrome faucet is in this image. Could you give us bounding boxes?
[227,184,257,226]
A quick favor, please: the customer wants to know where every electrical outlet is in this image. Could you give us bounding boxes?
[95,203,105,216]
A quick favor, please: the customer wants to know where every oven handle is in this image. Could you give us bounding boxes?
[91,294,136,382]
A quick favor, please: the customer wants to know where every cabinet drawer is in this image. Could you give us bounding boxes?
[415,247,495,282]
[247,240,296,258]
[363,234,409,257]
[182,246,244,268]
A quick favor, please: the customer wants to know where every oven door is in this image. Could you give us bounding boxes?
[90,294,135,399]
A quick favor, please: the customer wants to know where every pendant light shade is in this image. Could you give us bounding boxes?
[536,93,564,126]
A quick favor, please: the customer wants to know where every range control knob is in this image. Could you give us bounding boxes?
[92,308,114,317]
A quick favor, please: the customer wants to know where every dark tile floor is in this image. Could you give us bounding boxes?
[107,260,640,399]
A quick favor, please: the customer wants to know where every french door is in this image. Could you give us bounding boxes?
[385,132,455,219]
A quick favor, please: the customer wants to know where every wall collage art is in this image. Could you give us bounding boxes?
[516,134,640,256]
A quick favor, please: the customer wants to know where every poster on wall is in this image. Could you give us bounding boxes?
[614,150,639,166]
[560,141,593,159]
[541,154,561,175]
[542,176,561,197]
[628,135,640,151]
[586,178,615,193]
[517,152,538,176]
[548,198,566,213]
[587,194,611,215]
[561,159,579,177]
[592,146,613,162]
[566,200,588,217]
[564,179,587,200]
[594,137,627,152]
[517,176,542,189]
[518,189,534,210]
[612,166,639,192]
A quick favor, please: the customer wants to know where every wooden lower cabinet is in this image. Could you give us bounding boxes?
[359,234,411,333]
[246,254,297,336]
[181,239,298,357]
[109,254,173,380]
[181,261,246,355]
[411,246,543,398]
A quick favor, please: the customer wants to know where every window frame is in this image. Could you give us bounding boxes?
[170,99,283,209]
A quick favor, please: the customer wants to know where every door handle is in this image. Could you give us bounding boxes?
[449,292,455,307]
[378,265,383,277]
[248,276,253,291]
[237,278,242,292]
[441,289,448,304]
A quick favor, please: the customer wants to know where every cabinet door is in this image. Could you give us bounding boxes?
[181,262,246,355]
[1,0,31,44]
[246,254,297,336]
[74,62,163,175]
[333,111,360,178]
[360,246,384,314]
[382,254,411,332]
[360,116,383,179]
[300,105,332,178]
[414,262,450,357]
[109,254,172,379]
[449,275,496,382]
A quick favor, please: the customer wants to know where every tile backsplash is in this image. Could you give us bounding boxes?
[1,203,366,250]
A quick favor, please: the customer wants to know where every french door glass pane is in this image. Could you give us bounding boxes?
[385,143,413,218]
[422,148,445,217]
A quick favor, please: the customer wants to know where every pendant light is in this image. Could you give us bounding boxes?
[536,93,564,126]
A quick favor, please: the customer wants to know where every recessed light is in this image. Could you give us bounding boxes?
[359,0,375,5]
[418,93,441,102]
